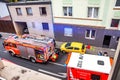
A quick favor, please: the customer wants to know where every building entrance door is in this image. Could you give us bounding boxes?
[103,35,111,48]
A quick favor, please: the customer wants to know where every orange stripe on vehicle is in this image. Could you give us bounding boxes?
[110,57,113,66]
[65,53,72,65]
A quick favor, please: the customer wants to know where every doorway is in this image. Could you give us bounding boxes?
[103,35,111,48]
[15,22,29,35]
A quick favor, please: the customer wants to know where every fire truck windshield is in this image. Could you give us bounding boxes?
[35,50,44,60]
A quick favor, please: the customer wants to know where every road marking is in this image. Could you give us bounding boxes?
[0,50,5,52]
[0,50,7,53]
[49,62,65,67]
[38,68,66,78]
[58,72,66,76]
[3,51,7,53]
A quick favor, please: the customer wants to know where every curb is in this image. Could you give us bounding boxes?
[2,58,16,64]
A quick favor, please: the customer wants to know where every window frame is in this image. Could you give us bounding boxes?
[16,8,22,15]
[115,0,120,6]
[32,22,35,28]
[74,47,80,50]
[26,7,33,15]
[39,7,47,15]
[111,19,120,28]
[87,7,99,18]
[66,47,73,50]
[64,27,73,37]
[116,37,120,42]
[63,6,72,16]
[85,29,96,39]
[42,23,49,30]
[65,42,71,48]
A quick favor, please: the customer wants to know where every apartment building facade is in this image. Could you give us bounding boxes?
[7,0,54,38]
[52,0,120,49]
[0,1,9,18]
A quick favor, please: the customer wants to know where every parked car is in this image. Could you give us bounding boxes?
[60,42,86,54]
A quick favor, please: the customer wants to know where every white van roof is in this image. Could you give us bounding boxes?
[67,52,111,74]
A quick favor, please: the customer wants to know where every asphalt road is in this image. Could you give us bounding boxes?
[0,39,67,80]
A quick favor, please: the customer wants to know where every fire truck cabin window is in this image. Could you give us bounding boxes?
[4,42,8,46]
[35,50,44,59]
[9,43,17,48]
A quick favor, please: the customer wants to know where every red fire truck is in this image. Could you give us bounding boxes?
[66,52,111,80]
[3,34,58,63]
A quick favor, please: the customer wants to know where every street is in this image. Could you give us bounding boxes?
[0,39,67,80]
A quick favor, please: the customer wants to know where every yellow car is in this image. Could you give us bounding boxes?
[60,42,86,54]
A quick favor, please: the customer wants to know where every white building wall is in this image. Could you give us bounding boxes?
[8,3,54,38]
[52,0,103,27]
[105,0,116,29]
[52,0,116,28]
[0,2,9,18]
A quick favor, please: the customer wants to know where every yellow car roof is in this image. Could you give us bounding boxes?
[71,42,83,48]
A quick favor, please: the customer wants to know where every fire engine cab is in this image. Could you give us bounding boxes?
[3,34,58,63]
[66,52,111,80]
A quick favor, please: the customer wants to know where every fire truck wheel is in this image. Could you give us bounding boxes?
[30,57,36,63]
[9,51,15,56]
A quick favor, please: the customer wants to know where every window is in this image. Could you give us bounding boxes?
[97,60,104,65]
[9,43,16,48]
[117,37,120,41]
[85,30,96,39]
[115,0,120,6]
[66,47,73,49]
[63,7,72,16]
[42,23,49,30]
[74,47,79,50]
[82,44,85,49]
[35,50,44,60]
[88,7,99,18]
[26,7,33,15]
[111,19,120,27]
[32,22,35,28]
[64,28,73,37]
[65,42,71,47]
[16,8,22,15]
[39,7,47,15]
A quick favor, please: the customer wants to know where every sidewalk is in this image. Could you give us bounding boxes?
[0,59,61,80]
[56,41,116,58]
[0,32,15,39]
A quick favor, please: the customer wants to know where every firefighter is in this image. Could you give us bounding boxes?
[50,53,58,62]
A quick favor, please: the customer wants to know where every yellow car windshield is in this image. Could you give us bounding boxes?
[65,42,71,48]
